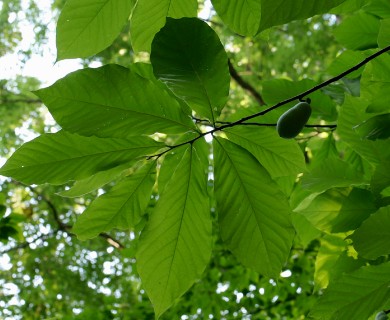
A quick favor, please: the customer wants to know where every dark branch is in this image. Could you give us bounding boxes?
[228,59,266,106]
[148,44,390,159]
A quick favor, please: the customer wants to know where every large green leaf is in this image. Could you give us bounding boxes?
[151,18,230,123]
[334,12,380,50]
[56,0,133,60]
[0,131,163,185]
[211,0,261,36]
[296,188,377,233]
[354,113,390,140]
[136,140,212,318]
[378,18,390,48]
[371,160,390,195]
[213,137,294,277]
[34,65,195,138]
[130,0,197,52]
[72,161,156,240]
[309,262,390,320]
[258,0,346,32]
[350,206,390,260]
[225,126,306,178]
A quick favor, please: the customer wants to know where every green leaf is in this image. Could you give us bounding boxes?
[211,0,261,36]
[0,131,163,185]
[136,140,212,318]
[213,137,294,277]
[350,206,390,260]
[130,0,197,53]
[56,0,133,60]
[371,161,390,195]
[72,161,156,240]
[297,188,377,233]
[309,262,390,320]
[364,0,390,18]
[258,0,346,32]
[302,158,367,193]
[34,65,196,138]
[58,163,131,198]
[378,18,390,48]
[225,126,306,178]
[354,113,390,140]
[327,50,366,79]
[337,96,390,165]
[151,18,230,123]
[334,12,380,50]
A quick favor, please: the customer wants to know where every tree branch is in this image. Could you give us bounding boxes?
[148,44,390,159]
[228,59,266,106]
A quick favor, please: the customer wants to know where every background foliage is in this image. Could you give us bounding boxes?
[1,0,390,319]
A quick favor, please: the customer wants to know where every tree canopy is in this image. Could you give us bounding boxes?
[1,0,390,319]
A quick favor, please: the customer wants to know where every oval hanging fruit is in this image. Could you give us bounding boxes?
[276,101,312,139]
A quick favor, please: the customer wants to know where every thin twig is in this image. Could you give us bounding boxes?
[148,44,390,159]
[228,59,266,106]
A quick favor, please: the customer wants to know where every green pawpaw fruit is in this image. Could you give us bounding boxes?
[276,101,312,139]
[375,311,389,320]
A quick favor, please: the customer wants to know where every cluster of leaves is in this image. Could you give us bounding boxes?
[1,0,390,319]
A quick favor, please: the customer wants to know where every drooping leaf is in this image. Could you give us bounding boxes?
[258,0,347,32]
[56,0,133,60]
[296,188,377,233]
[72,161,156,240]
[0,131,163,185]
[151,18,230,123]
[225,126,306,178]
[333,12,380,50]
[314,235,364,290]
[350,206,390,260]
[211,0,261,36]
[136,140,212,318]
[58,163,130,198]
[130,0,197,52]
[354,113,390,140]
[34,65,196,138]
[213,137,294,277]
[309,262,390,320]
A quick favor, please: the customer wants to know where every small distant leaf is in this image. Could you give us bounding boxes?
[72,161,156,240]
[334,12,380,50]
[56,0,133,60]
[151,18,230,123]
[130,0,197,52]
[137,140,212,318]
[214,137,294,277]
[258,0,346,32]
[354,113,390,140]
[297,188,377,233]
[225,126,306,178]
[211,0,261,36]
[350,206,390,260]
[34,65,196,138]
[0,131,163,185]
[309,262,390,320]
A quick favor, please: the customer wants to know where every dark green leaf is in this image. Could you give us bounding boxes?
[354,113,390,140]
[151,18,230,123]
[213,137,294,277]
